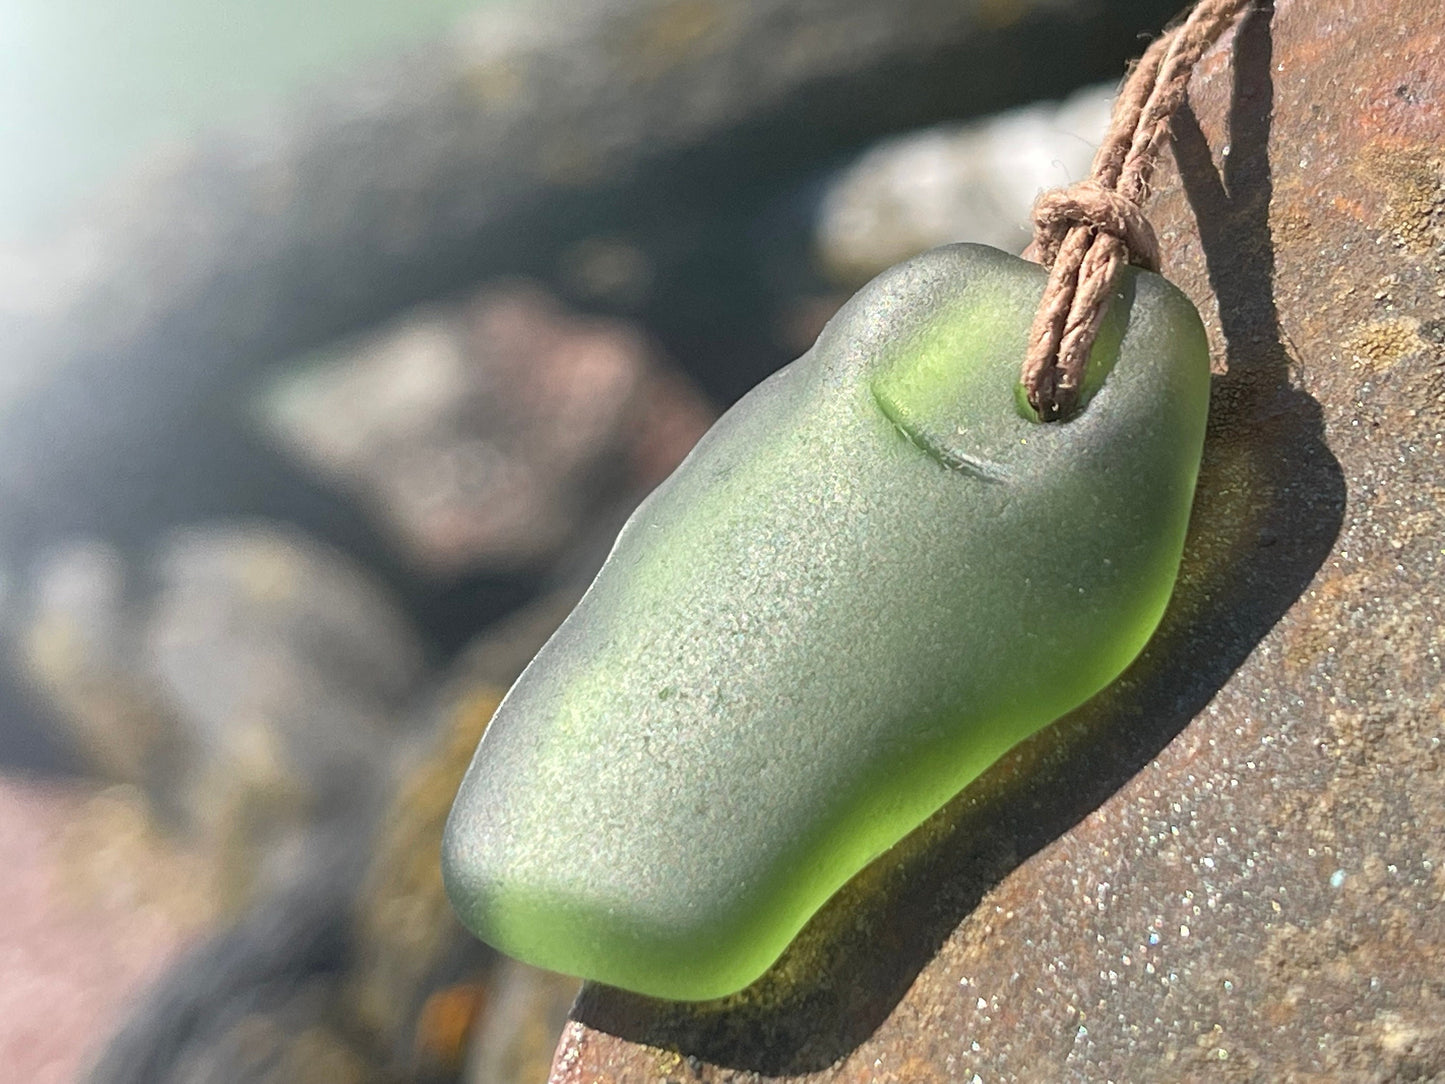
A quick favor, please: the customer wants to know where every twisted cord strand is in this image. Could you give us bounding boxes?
[1020,0,1252,421]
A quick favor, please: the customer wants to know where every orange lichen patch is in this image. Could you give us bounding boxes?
[1357,144,1445,252]
[651,1048,693,1078]
[414,983,488,1074]
[1270,204,1313,246]
[1330,195,1371,226]
[1345,317,1427,373]
[443,687,509,765]
[348,686,503,1043]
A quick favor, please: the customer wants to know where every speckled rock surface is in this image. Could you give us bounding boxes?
[551,1,1445,1079]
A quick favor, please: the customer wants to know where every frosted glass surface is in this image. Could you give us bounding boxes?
[444,244,1210,1001]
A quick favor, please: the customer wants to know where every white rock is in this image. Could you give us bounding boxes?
[817,83,1115,283]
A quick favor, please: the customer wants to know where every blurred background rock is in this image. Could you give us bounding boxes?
[0,0,1190,1080]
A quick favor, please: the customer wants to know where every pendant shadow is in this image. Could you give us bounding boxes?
[572,3,1344,1073]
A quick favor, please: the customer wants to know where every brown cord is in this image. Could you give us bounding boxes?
[1020,0,1252,421]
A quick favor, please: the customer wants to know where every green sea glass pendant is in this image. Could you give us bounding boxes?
[443,243,1210,1001]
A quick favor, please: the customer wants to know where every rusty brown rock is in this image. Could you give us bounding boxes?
[551,0,1445,1079]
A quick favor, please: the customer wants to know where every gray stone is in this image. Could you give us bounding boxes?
[0,0,1193,562]
[86,586,590,1084]
[142,524,428,899]
[261,283,713,576]
[816,82,1113,283]
[16,524,431,907]
[145,525,425,747]
[18,541,190,794]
